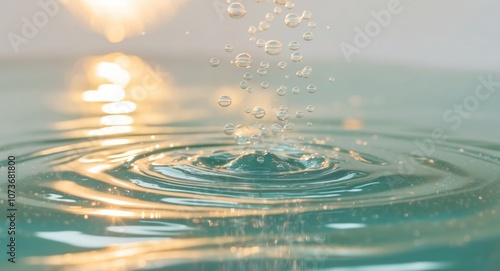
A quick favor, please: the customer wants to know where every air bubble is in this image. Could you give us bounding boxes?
[278,61,287,69]
[271,124,283,134]
[243,72,253,80]
[289,41,300,50]
[228,2,246,19]
[261,81,269,89]
[301,66,312,78]
[306,105,315,112]
[265,13,274,21]
[306,84,317,93]
[307,121,313,126]
[209,58,220,67]
[274,0,286,4]
[224,44,234,53]
[251,107,266,119]
[257,156,265,163]
[276,85,287,96]
[277,110,289,121]
[302,10,312,20]
[257,68,267,76]
[284,122,294,130]
[284,13,301,28]
[264,40,283,55]
[274,7,282,14]
[256,39,265,48]
[308,21,317,28]
[260,61,270,69]
[329,76,335,82]
[218,96,232,107]
[240,80,249,89]
[248,26,257,34]
[279,105,288,111]
[295,110,304,118]
[259,21,270,31]
[285,1,294,9]
[223,123,235,135]
[291,52,302,62]
[303,31,314,41]
[292,87,300,94]
[234,53,252,68]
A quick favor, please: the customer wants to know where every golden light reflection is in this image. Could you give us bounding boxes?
[342,118,364,130]
[64,0,188,42]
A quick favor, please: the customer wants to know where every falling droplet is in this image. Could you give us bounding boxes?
[264,40,283,55]
[271,123,283,134]
[278,61,287,69]
[240,80,249,89]
[295,110,304,118]
[234,53,252,68]
[274,7,282,14]
[260,61,270,69]
[257,68,268,76]
[276,85,287,96]
[306,105,315,112]
[256,39,266,48]
[301,66,312,78]
[292,87,300,94]
[224,44,234,53]
[277,110,289,121]
[248,26,257,34]
[289,41,300,50]
[251,107,266,119]
[303,31,314,41]
[218,96,232,107]
[308,21,317,28]
[210,58,220,67]
[265,13,274,21]
[243,72,253,80]
[290,52,302,62]
[285,1,294,9]
[259,21,270,31]
[307,121,313,126]
[228,2,246,19]
[302,10,312,20]
[261,81,269,89]
[223,123,235,135]
[306,84,317,93]
[329,76,335,82]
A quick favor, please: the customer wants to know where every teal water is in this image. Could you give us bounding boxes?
[1,59,500,271]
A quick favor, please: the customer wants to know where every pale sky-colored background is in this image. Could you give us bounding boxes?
[0,0,499,71]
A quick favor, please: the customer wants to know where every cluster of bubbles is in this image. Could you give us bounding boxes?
[211,1,334,146]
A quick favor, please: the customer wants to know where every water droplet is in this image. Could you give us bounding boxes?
[284,13,301,28]
[271,123,283,134]
[274,7,282,14]
[295,110,304,118]
[245,108,251,113]
[276,85,287,96]
[277,163,285,170]
[234,53,252,68]
[284,122,294,130]
[248,26,257,34]
[243,72,253,80]
[228,2,246,19]
[291,52,302,62]
[278,61,287,69]
[259,21,270,31]
[308,21,317,28]
[265,13,274,21]
[257,156,265,163]
[303,31,314,41]
[285,1,294,9]
[277,110,289,121]
[274,0,286,4]
[251,107,266,119]
[240,80,249,89]
[302,10,312,20]
[257,68,268,76]
[296,71,302,77]
[247,87,253,93]
[279,105,288,111]
[260,61,270,69]
[306,84,317,93]
[289,41,300,50]
[256,39,266,48]
[264,40,283,55]
[329,76,335,82]
[307,121,313,126]
[223,123,235,135]
[301,66,312,78]
[209,58,220,67]
[218,95,232,107]
[261,81,269,89]
[306,105,315,112]
[249,37,256,43]
[224,44,234,53]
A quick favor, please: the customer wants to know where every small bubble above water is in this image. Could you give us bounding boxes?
[256,39,266,48]
[292,87,300,94]
[303,31,314,41]
[261,81,269,89]
[257,156,265,163]
[209,58,220,67]
[302,10,312,20]
[306,84,317,93]
[274,7,282,14]
[234,53,252,68]
[260,61,270,69]
[257,68,267,76]
[243,72,253,80]
[218,95,232,107]
[251,107,266,119]
[240,80,249,89]
[276,85,287,96]
[228,2,246,19]
[224,44,234,53]
[289,41,300,50]
[291,52,303,62]
[306,105,315,112]
[285,13,301,28]
[223,123,235,135]
[295,110,304,118]
[248,26,257,34]
[264,40,283,55]
[278,61,287,69]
